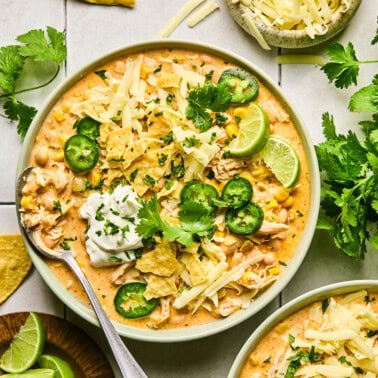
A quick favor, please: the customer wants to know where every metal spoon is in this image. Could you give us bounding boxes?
[16,166,148,378]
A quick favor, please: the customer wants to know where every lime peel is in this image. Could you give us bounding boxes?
[261,136,300,188]
[227,102,270,158]
[0,313,45,374]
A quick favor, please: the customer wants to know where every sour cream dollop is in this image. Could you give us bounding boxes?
[80,185,143,267]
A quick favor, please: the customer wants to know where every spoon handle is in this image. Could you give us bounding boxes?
[62,253,148,378]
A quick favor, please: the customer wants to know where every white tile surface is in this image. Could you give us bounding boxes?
[0,1,377,377]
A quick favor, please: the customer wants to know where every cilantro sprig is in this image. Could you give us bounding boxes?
[316,20,378,259]
[0,26,66,137]
[185,81,231,131]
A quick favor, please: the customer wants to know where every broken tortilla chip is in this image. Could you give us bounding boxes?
[0,235,32,304]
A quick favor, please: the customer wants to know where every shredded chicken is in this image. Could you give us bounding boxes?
[210,152,248,181]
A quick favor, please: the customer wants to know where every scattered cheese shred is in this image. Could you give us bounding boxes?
[156,0,206,38]
[187,1,220,27]
[240,5,271,50]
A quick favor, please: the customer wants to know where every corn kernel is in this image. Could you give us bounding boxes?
[282,196,294,208]
[21,196,34,210]
[140,64,150,79]
[72,176,86,192]
[265,198,278,210]
[173,55,183,64]
[214,230,225,239]
[57,136,67,147]
[53,150,64,162]
[274,187,290,203]
[269,266,280,275]
[248,355,259,367]
[239,172,254,186]
[53,109,65,122]
[62,103,71,112]
[233,106,248,120]
[240,240,254,252]
[87,82,95,89]
[251,165,268,179]
[89,171,102,187]
[225,123,238,138]
[241,271,252,285]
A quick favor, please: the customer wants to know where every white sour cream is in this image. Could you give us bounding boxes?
[80,185,143,267]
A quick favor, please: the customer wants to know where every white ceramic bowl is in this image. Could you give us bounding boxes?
[228,280,378,377]
[16,40,320,342]
[226,0,362,49]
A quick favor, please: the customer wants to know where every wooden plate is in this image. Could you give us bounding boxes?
[0,312,114,377]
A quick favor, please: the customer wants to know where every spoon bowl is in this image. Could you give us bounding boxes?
[16,166,148,378]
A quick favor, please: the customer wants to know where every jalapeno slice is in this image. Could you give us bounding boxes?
[180,181,218,213]
[225,202,263,235]
[64,134,99,174]
[220,177,253,209]
[114,282,158,319]
[74,117,100,140]
[218,69,259,104]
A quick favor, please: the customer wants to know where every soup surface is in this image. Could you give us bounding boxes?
[21,48,310,329]
[240,289,378,377]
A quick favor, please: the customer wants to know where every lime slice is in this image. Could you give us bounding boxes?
[1,368,55,377]
[261,136,300,188]
[0,313,45,373]
[227,102,269,158]
[38,355,75,378]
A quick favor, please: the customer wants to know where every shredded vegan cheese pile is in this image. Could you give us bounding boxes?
[234,0,351,39]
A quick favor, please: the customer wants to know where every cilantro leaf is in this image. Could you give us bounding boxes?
[349,84,378,113]
[136,195,193,247]
[179,201,214,236]
[321,42,360,88]
[0,45,25,93]
[372,17,378,45]
[186,82,231,131]
[3,98,37,137]
[17,26,66,64]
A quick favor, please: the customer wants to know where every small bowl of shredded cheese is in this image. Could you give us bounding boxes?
[226,0,362,49]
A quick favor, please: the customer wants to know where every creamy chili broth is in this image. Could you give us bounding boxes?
[240,290,378,378]
[22,48,310,329]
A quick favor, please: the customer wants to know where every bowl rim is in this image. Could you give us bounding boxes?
[16,39,320,343]
[227,279,378,377]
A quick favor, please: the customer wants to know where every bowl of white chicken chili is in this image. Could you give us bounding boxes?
[16,40,320,342]
[229,280,378,377]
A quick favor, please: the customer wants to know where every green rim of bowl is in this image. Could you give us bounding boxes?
[227,279,378,377]
[16,39,320,343]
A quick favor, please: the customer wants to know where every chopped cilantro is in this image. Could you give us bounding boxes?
[158,153,168,166]
[161,131,174,144]
[182,136,201,148]
[130,169,138,183]
[95,70,107,80]
[53,200,62,214]
[142,174,156,188]
[321,298,329,313]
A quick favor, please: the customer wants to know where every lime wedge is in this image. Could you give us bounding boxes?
[261,136,300,188]
[227,102,269,158]
[0,313,45,374]
[1,368,55,377]
[38,355,75,378]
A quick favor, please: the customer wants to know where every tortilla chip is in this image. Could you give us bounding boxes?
[182,253,208,286]
[0,235,32,304]
[136,242,178,277]
[106,127,132,161]
[144,275,177,300]
[124,144,175,196]
[156,72,181,88]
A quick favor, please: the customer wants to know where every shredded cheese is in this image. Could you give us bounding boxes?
[238,0,351,39]
[187,1,220,27]
[156,0,206,38]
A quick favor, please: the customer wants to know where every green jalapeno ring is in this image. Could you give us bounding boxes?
[114,282,158,319]
[74,116,101,140]
[225,202,263,235]
[64,134,99,174]
[218,69,259,105]
[220,176,253,209]
[180,181,219,214]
